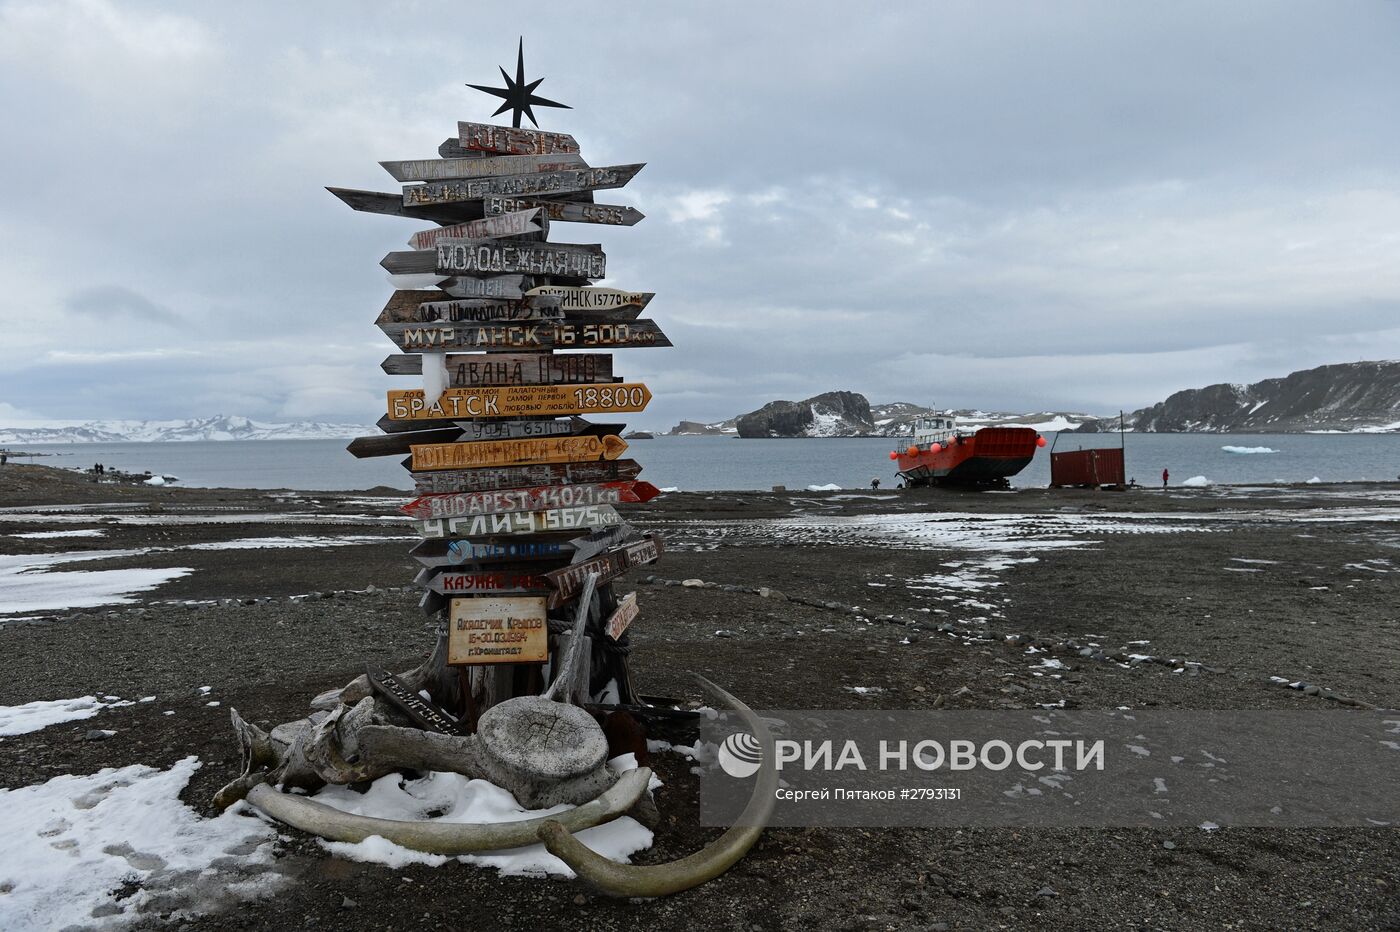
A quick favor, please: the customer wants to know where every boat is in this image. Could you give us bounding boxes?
[890,414,1046,487]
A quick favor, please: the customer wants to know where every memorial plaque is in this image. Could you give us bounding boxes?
[448,596,549,664]
[387,383,651,420]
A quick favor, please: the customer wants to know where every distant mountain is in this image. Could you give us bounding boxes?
[1124,361,1400,433]
[0,415,369,444]
[683,393,1096,438]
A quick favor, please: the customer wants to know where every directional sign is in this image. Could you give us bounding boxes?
[382,352,613,387]
[526,286,654,312]
[418,505,623,540]
[458,121,580,155]
[412,459,644,495]
[406,209,544,250]
[448,596,549,665]
[605,593,639,641]
[569,523,644,564]
[411,538,572,567]
[543,535,664,608]
[410,434,627,471]
[403,164,645,207]
[441,276,527,300]
[484,195,643,227]
[435,240,605,279]
[383,154,586,183]
[401,480,661,520]
[388,383,651,421]
[327,186,483,223]
[381,320,670,352]
[428,567,552,595]
[367,667,465,735]
[377,297,562,327]
[346,425,462,459]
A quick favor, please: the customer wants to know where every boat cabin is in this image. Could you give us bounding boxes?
[912,415,959,446]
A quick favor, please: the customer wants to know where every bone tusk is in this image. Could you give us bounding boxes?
[537,673,777,897]
[245,766,652,855]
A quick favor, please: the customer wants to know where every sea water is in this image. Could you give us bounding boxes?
[4,433,1399,492]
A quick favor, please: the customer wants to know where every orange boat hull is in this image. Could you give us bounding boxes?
[896,426,1039,486]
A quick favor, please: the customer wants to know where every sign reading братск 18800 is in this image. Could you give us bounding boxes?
[388,384,650,420]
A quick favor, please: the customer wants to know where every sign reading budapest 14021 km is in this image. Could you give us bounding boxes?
[388,383,651,420]
[410,434,627,471]
[403,164,643,207]
[401,480,661,520]
[448,596,548,665]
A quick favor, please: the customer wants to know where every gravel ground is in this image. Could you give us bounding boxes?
[1,464,1398,930]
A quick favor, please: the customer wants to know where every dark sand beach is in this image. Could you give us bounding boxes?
[1,463,1398,929]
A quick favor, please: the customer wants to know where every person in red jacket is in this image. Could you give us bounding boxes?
[1162,467,1169,489]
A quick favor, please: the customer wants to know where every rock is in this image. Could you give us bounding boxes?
[84,729,115,741]
[757,588,788,601]
[1303,685,1322,696]
[681,578,704,588]
[952,686,973,698]
[341,896,357,909]
[1162,840,1176,850]
[1037,886,1058,897]
[735,391,875,438]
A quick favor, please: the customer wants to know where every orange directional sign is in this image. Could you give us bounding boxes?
[410,434,627,471]
[387,383,651,421]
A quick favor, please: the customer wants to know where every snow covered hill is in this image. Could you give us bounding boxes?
[0,415,368,444]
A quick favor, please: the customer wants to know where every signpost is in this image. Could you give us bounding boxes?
[331,73,663,721]
[387,383,652,420]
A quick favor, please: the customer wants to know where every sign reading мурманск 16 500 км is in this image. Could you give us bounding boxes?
[380,320,669,351]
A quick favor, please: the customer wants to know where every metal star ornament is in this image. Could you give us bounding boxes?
[468,38,571,129]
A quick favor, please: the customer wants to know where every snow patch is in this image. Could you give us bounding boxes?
[0,758,281,929]
[805,483,842,492]
[0,695,133,736]
[10,529,106,540]
[0,550,192,614]
[1182,476,1212,487]
[1221,446,1277,454]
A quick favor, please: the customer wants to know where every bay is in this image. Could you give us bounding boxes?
[5,433,1399,492]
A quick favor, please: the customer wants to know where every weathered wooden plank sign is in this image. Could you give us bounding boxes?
[483,195,644,227]
[410,434,627,471]
[382,352,613,387]
[383,154,586,183]
[410,538,573,567]
[458,121,581,155]
[346,425,462,459]
[327,186,484,223]
[440,275,527,300]
[401,479,660,520]
[448,596,549,664]
[388,383,651,420]
[381,320,670,352]
[604,592,639,641]
[527,285,654,312]
[403,164,644,207]
[406,209,544,250]
[412,459,644,495]
[543,535,664,608]
[418,505,623,539]
[435,240,605,279]
[376,293,563,326]
[428,567,552,595]
[367,667,465,735]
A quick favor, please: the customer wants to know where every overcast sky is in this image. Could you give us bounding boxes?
[2,0,1398,431]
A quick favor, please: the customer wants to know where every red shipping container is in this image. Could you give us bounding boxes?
[1050,447,1125,488]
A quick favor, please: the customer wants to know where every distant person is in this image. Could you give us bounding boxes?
[871,477,880,490]
[0,453,7,466]
[1162,468,1169,489]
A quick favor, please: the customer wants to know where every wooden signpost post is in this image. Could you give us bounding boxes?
[334,78,663,730]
